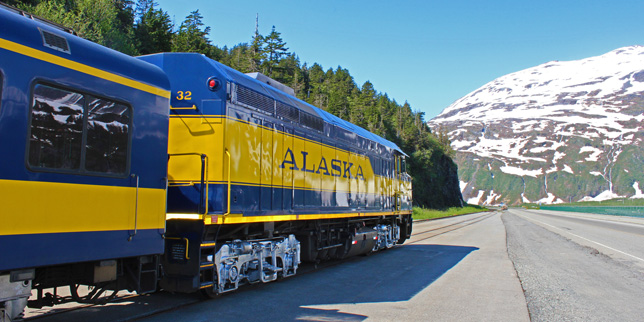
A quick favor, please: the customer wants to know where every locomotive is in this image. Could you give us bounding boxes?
[0,4,412,320]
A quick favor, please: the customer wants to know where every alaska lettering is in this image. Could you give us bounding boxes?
[280,148,365,180]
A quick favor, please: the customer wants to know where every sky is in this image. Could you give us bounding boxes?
[153,0,644,120]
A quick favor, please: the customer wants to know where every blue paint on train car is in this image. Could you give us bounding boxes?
[168,183,394,215]
[0,230,163,271]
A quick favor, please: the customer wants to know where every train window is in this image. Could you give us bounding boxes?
[29,85,84,170]
[85,98,130,174]
[28,84,130,175]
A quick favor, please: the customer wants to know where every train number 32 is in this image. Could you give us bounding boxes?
[176,91,192,100]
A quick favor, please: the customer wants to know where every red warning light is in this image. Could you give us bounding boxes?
[207,77,220,91]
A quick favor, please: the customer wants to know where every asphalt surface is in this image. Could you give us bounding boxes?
[504,208,644,322]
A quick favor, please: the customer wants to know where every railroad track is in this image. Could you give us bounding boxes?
[408,211,497,244]
[26,212,497,321]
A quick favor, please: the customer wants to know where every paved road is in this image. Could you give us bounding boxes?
[504,209,644,322]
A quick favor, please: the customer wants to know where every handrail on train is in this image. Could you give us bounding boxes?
[224,149,231,216]
[168,153,209,215]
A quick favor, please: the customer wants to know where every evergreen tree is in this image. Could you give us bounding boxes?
[23,0,138,54]
[108,0,138,55]
[249,30,264,72]
[134,0,173,54]
[134,0,154,18]
[223,43,253,72]
[172,9,212,54]
[261,25,288,76]
[305,63,329,109]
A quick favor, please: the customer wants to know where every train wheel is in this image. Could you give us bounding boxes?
[200,287,218,299]
[397,215,412,244]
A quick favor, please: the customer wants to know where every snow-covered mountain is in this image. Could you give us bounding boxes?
[429,45,644,205]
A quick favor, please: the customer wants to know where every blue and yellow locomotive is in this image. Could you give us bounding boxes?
[0,4,411,319]
[139,53,413,295]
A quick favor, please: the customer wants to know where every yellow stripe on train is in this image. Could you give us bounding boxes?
[0,37,170,98]
[0,179,166,236]
[198,210,412,225]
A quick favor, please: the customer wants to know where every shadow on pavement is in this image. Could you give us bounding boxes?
[30,244,477,322]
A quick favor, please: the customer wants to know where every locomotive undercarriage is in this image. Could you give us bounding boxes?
[162,214,412,297]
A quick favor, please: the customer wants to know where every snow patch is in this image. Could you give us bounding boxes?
[579,146,602,162]
[451,140,475,149]
[589,171,603,176]
[553,151,566,163]
[563,164,574,174]
[536,193,564,204]
[467,190,485,205]
[521,193,532,203]
[484,190,499,205]
[580,190,623,202]
[459,180,468,193]
[631,182,644,199]
[500,166,543,178]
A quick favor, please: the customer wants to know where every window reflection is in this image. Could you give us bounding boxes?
[29,85,84,169]
[86,98,130,173]
[28,84,131,175]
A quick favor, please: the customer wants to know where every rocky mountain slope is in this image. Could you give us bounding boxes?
[429,46,644,205]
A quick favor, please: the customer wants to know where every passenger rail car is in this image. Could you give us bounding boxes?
[0,5,170,321]
[138,53,413,295]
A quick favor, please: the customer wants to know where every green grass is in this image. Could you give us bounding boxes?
[412,205,488,220]
[522,203,541,209]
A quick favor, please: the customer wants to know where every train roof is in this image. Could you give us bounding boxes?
[146,52,405,156]
[0,5,170,96]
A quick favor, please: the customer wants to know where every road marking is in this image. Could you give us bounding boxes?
[519,213,644,263]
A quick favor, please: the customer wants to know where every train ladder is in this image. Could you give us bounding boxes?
[199,241,217,290]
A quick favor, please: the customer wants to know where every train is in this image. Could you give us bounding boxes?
[0,4,412,321]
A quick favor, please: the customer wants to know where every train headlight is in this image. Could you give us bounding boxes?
[207,77,221,91]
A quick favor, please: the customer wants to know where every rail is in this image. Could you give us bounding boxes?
[224,149,231,216]
[128,174,139,241]
[169,105,197,110]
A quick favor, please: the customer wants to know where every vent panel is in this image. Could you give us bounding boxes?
[236,85,274,114]
[276,101,299,123]
[41,30,70,54]
[300,112,324,132]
